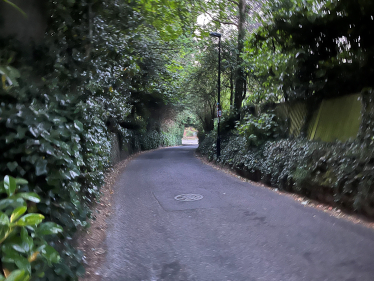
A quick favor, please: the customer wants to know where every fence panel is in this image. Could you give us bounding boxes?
[309,94,362,142]
[275,102,307,137]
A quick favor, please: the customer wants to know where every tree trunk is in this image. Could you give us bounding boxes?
[243,71,248,102]
[234,0,246,118]
[229,69,234,107]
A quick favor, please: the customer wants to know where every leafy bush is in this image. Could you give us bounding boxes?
[197,131,219,161]
[236,112,281,147]
[0,73,112,279]
[0,0,179,278]
[0,14,112,280]
[264,139,374,214]
[0,175,63,280]
[199,134,374,217]
[197,131,208,144]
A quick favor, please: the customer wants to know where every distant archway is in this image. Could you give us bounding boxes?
[182,127,198,145]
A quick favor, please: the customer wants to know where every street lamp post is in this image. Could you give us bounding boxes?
[210,32,222,158]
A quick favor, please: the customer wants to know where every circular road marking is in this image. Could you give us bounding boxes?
[174,194,203,202]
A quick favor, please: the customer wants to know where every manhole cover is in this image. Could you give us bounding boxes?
[174,194,203,202]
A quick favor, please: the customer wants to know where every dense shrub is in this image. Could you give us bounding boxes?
[199,89,374,216]
[197,131,208,144]
[236,112,281,147]
[0,175,63,280]
[0,74,106,280]
[199,134,374,217]
[1,0,190,279]
[197,131,219,161]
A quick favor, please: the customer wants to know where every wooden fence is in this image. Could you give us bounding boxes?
[275,93,362,142]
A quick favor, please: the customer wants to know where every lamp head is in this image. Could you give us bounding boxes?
[209,32,221,38]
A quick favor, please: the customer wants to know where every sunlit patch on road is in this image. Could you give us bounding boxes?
[182,138,198,145]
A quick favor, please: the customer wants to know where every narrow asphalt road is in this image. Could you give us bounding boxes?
[101,145,374,281]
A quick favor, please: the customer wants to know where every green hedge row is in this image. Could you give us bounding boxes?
[1,1,186,280]
[198,130,374,217]
[0,83,112,279]
[1,88,183,280]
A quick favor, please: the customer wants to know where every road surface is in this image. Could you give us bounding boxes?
[101,145,374,281]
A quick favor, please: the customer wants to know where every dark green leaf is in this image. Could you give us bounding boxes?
[0,198,26,211]
[76,264,86,277]
[2,243,19,259]
[11,243,27,254]
[4,176,17,196]
[35,222,63,236]
[7,162,18,172]
[20,228,33,252]
[41,245,60,265]
[10,198,27,209]
[28,127,40,138]
[15,193,40,203]
[74,120,83,132]
[14,255,31,275]
[16,127,27,139]
[14,179,28,186]
[0,212,9,225]
[35,160,48,176]
[0,181,5,193]
[0,231,10,247]
[2,244,31,273]
[0,199,13,210]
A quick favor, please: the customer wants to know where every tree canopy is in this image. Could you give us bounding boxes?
[243,0,374,101]
[1,0,374,279]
